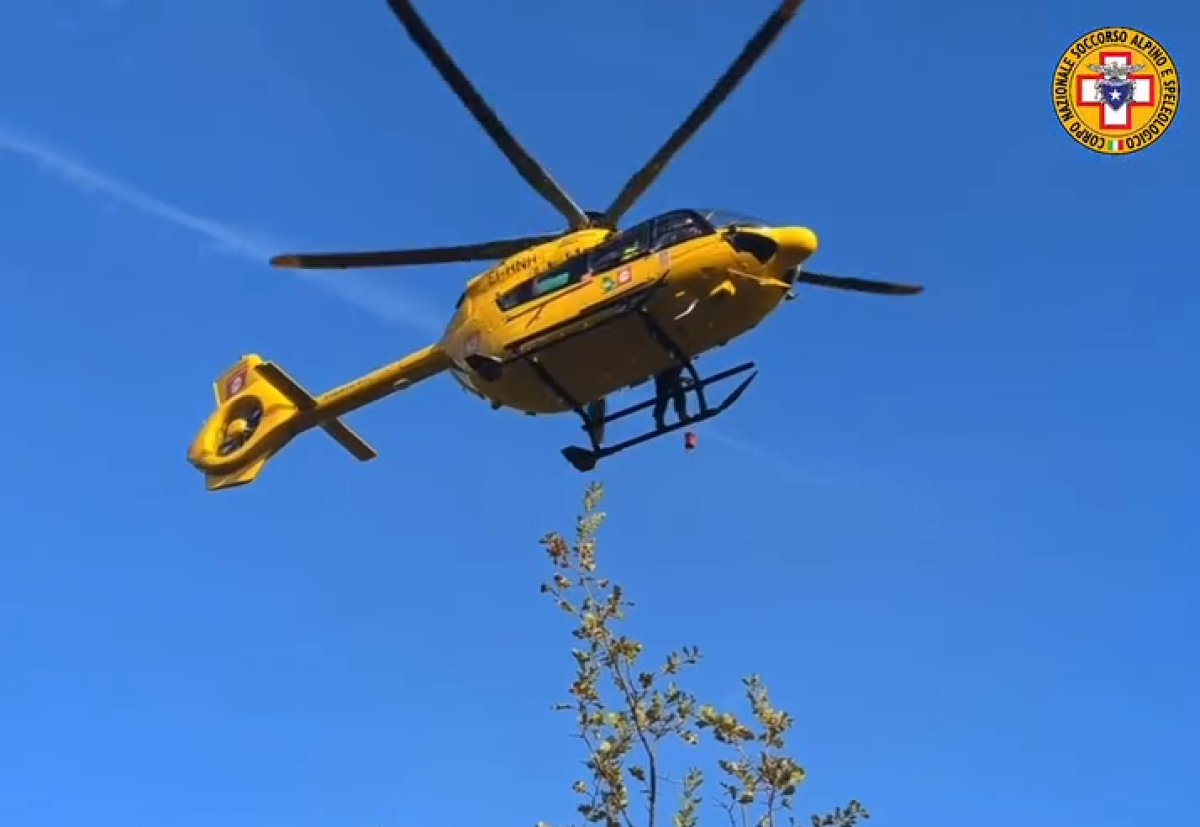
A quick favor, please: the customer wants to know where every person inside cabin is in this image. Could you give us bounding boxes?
[652,365,689,430]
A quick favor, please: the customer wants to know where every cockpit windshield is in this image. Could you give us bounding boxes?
[697,209,770,229]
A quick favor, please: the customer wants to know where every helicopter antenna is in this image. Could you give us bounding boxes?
[385,0,590,231]
[600,0,806,227]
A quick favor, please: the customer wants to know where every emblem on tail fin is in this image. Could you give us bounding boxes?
[224,367,247,398]
[215,358,256,405]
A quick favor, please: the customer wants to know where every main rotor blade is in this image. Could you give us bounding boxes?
[794,271,924,296]
[385,0,590,230]
[600,0,806,227]
[269,234,559,270]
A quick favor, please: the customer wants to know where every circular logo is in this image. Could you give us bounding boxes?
[1051,27,1179,155]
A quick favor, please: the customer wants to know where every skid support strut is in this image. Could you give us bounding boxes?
[546,307,757,472]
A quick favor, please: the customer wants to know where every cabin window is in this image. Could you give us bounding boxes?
[534,270,571,296]
[587,221,653,274]
[497,259,588,311]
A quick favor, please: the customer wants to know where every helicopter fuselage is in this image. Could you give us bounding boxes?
[186,0,924,489]
[440,209,818,414]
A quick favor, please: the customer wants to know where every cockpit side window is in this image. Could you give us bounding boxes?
[651,211,709,250]
[496,257,589,311]
[587,221,653,273]
[698,209,769,230]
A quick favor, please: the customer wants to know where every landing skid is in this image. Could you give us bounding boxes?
[518,299,757,472]
[468,285,759,471]
[559,360,757,472]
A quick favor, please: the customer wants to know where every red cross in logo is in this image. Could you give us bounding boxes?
[1075,50,1156,130]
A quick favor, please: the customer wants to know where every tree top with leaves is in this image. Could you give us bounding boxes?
[535,482,868,827]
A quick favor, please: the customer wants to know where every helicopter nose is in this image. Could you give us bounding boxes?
[771,226,819,267]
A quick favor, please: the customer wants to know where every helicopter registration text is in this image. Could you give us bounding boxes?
[484,254,537,287]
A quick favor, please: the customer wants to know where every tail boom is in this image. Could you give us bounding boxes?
[254,361,377,461]
[188,345,448,491]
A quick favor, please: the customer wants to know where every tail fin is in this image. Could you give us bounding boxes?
[188,354,378,491]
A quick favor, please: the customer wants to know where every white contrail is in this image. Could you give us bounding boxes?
[0,126,442,334]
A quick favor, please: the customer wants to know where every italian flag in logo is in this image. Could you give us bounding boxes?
[1108,138,1124,151]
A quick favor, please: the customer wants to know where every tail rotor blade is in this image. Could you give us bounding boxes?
[794,271,924,296]
[385,0,589,229]
[600,0,806,227]
[269,234,559,270]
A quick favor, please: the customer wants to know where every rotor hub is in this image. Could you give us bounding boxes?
[583,210,615,230]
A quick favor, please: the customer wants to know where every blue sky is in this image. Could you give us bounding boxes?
[1,1,1196,826]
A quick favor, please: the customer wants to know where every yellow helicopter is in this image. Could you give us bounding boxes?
[187,0,922,491]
